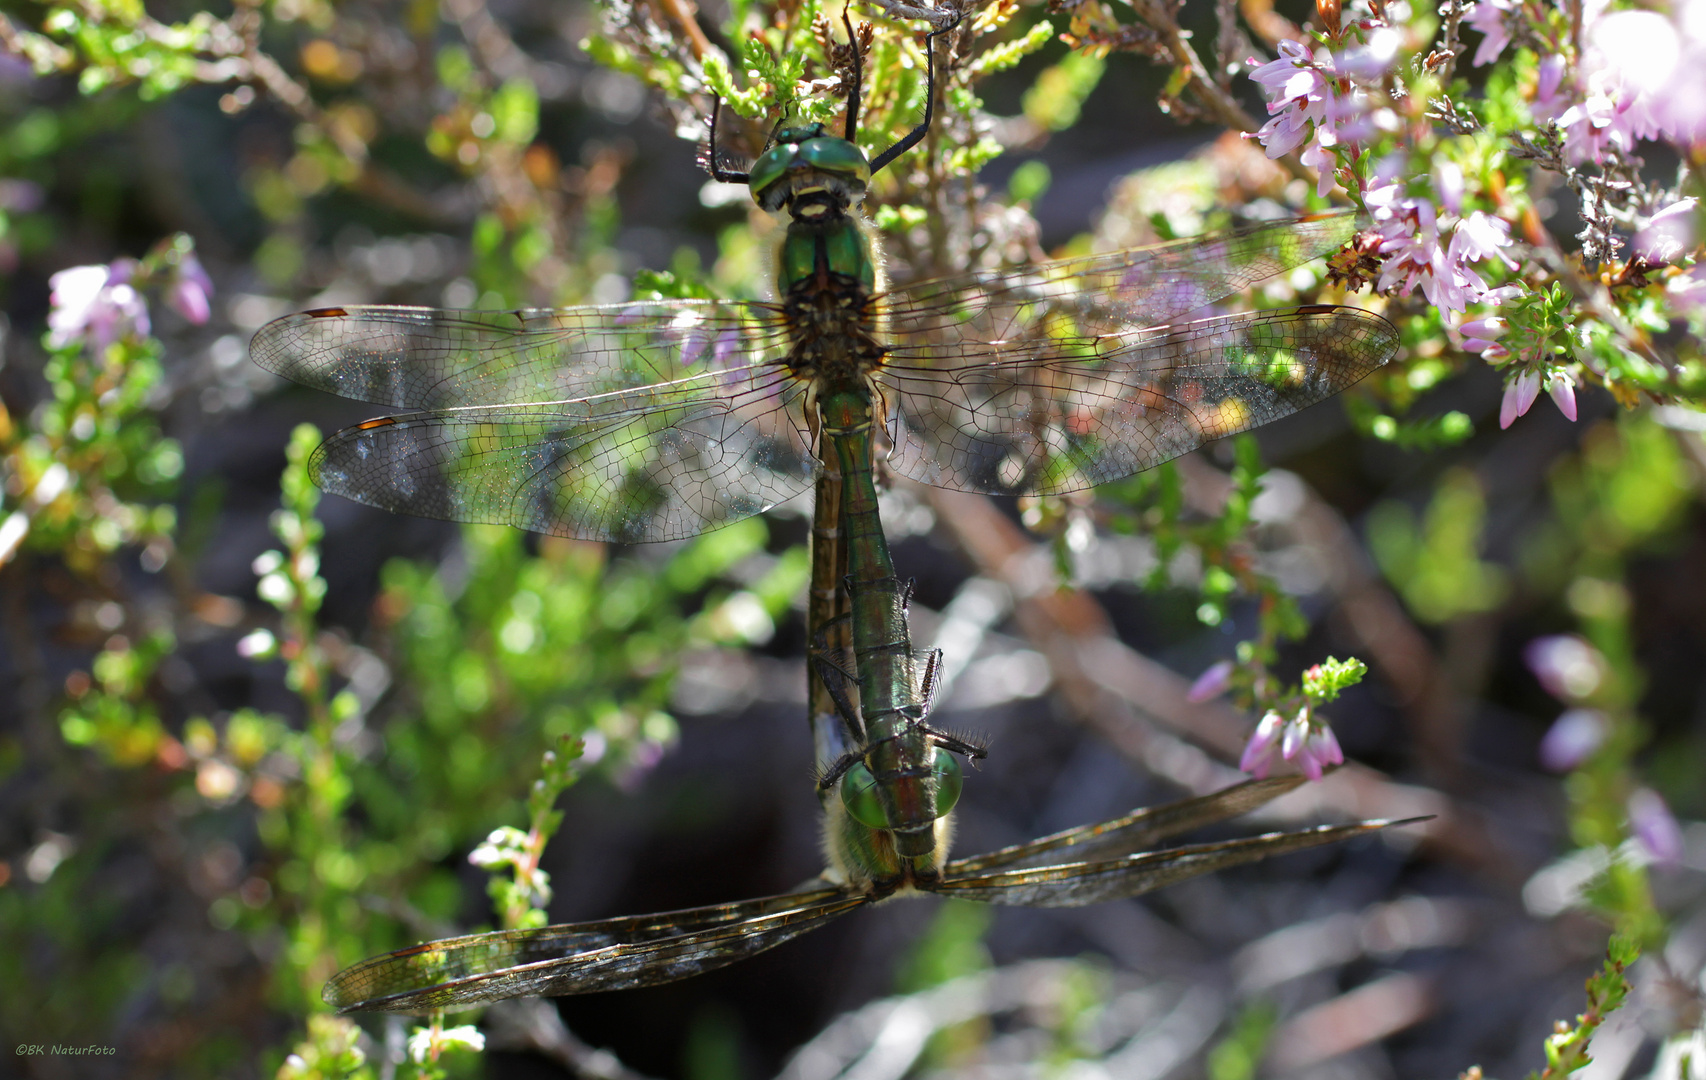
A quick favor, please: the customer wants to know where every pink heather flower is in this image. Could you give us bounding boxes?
[1467,0,1515,66]
[1300,138,1338,198]
[1368,175,1514,317]
[1451,212,1518,269]
[1628,788,1684,866]
[1634,198,1698,264]
[1458,314,1507,353]
[1535,55,1567,113]
[1240,710,1287,777]
[1542,8,1706,162]
[47,261,150,350]
[1548,372,1578,421]
[1296,723,1344,781]
[1499,369,1541,428]
[1248,42,1330,158]
[1538,708,1607,771]
[1669,264,1706,312]
[1434,162,1464,215]
[165,251,213,325]
[1187,660,1235,703]
[1524,634,1605,701]
[1240,707,1342,781]
[1336,27,1401,81]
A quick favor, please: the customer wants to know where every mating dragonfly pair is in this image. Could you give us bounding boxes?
[252,13,1412,1013]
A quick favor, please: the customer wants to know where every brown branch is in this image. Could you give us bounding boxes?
[654,0,715,61]
[1125,0,1261,132]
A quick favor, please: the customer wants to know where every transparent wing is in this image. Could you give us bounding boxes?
[250,301,795,409]
[873,213,1396,495]
[877,304,1397,495]
[324,886,865,1014]
[308,372,815,542]
[948,776,1308,875]
[934,819,1417,909]
[250,303,818,542]
[881,212,1361,340]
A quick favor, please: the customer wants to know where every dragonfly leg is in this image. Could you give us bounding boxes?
[841,4,862,144]
[868,11,965,174]
[920,725,987,762]
[704,97,751,185]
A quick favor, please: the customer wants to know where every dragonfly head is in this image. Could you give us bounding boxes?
[748,124,872,216]
[838,745,964,850]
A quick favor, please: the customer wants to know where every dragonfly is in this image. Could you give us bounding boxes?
[323,448,1425,1012]
[249,15,1399,871]
[324,768,1420,1011]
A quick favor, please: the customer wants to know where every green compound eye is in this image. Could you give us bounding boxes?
[840,762,887,830]
[839,751,965,831]
[796,137,871,189]
[747,144,793,206]
[931,749,963,817]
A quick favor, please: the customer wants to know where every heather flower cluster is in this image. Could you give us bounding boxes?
[1364,166,1517,318]
[1247,31,1399,199]
[1239,705,1344,781]
[45,240,212,353]
[1247,29,1559,430]
[1471,0,1706,163]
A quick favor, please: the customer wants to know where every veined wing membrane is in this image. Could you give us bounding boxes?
[948,775,1308,874]
[877,212,1360,345]
[876,305,1398,495]
[250,301,795,410]
[324,885,865,1014]
[935,819,1415,908]
[309,368,817,543]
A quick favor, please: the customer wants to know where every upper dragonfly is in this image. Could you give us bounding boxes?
[250,17,1397,863]
[248,23,1398,551]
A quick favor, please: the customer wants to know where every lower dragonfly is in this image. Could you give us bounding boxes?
[250,16,1399,868]
[326,769,1418,1011]
[324,380,1423,1011]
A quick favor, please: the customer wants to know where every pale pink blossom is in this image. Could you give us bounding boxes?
[1669,264,1706,311]
[1240,710,1287,777]
[1524,634,1605,701]
[1499,369,1541,428]
[1458,314,1507,353]
[1548,372,1578,421]
[1240,707,1342,781]
[1249,41,1330,158]
[1367,175,1515,316]
[1538,6,1706,161]
[1294,723,1344,781]
[1535,55,1567,113]
[1434,161,1464,215]
[1634,198,1698,264]
[1628,788,1684,866]
[1467,0,1516,66]
[1452,212,1518,269]
[1300,138,1339,198]
[1539,708,1606,771]
[1187,660,1235,703]
[1336,27,1401,80]
[165,251,213,325]
[47,260,150,350]
[1247,37,1379,194]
